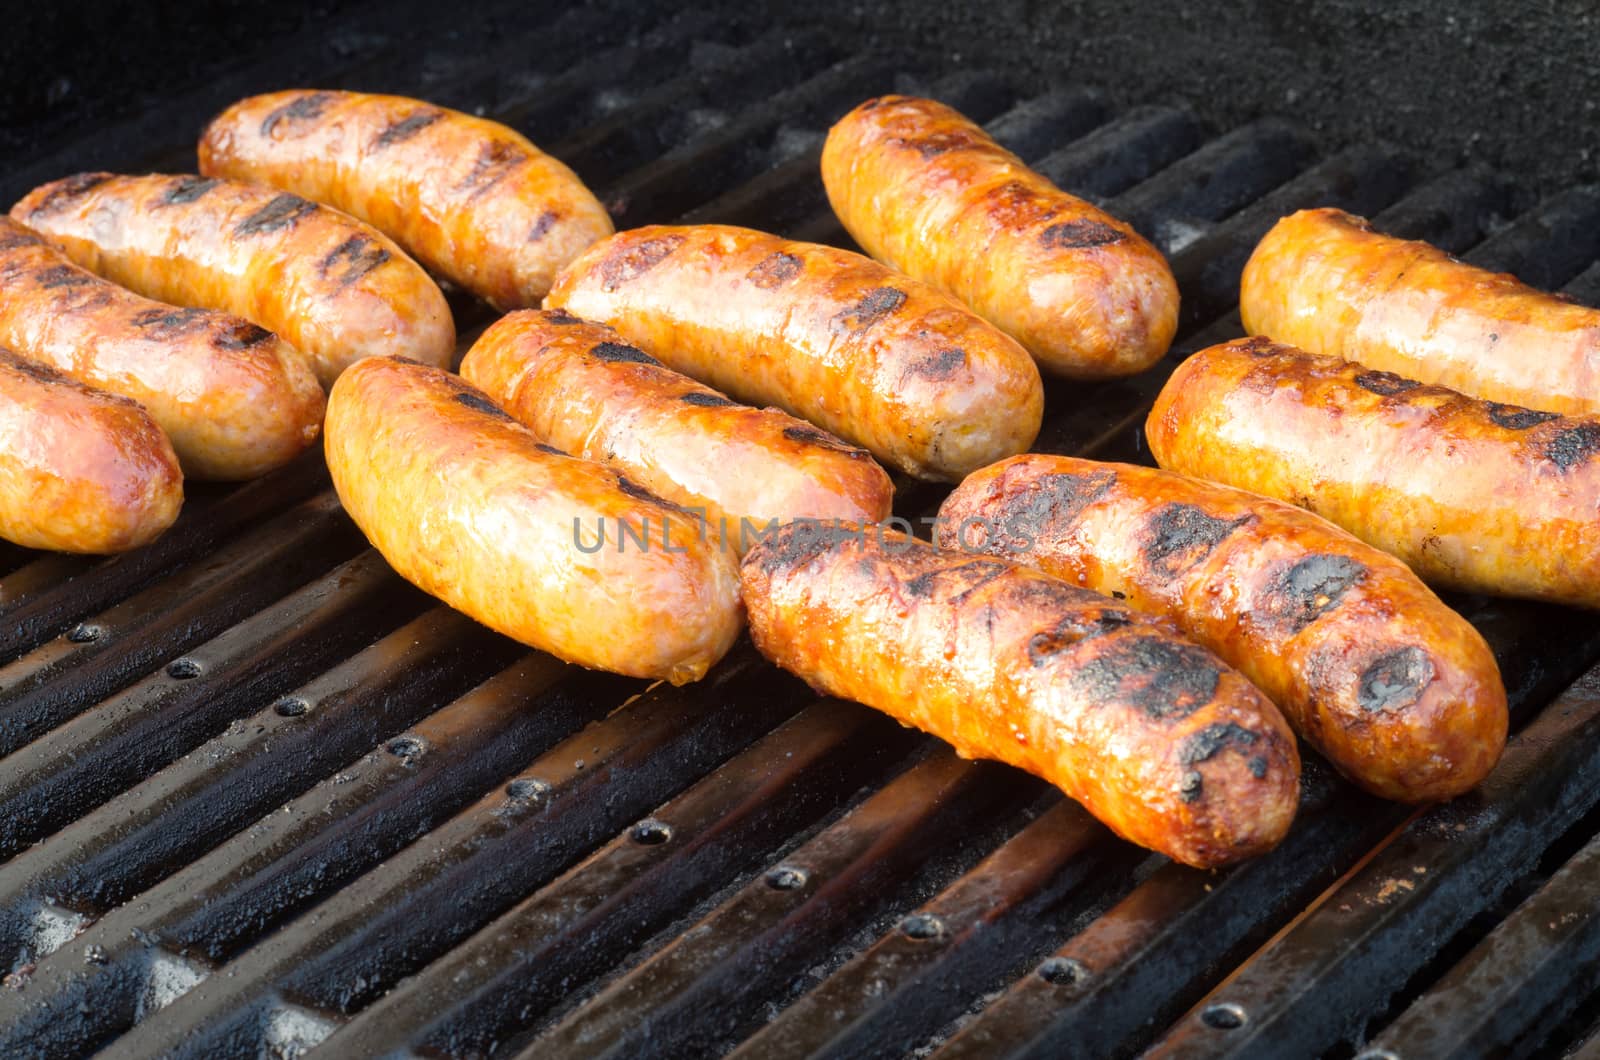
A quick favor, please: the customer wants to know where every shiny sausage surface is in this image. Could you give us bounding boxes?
[1241,207,1600,416]
[460,308,893,551]
[1148,336,1600,610]
[11,173,453,388]
[822,95,1179,378]
[939,453,1507,802]
[199,89,612,310]
[741,523,1300,868]
[544,224,1043,481]
[325,355,742,685]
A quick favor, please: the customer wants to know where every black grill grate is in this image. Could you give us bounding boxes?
[2,4,1600,1058]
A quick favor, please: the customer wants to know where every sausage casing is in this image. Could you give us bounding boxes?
[0,217,323,480]
[11,173,454,388]
[1148,336,1600,610]
[544,224,1043,481]
[821,95,1179,378]
[741,523,1300,867]
[325,356,742,684]
[1241,207,1600,416]
[0,348,182,553]
[198,89,613,310]
[939,454,1507,802]
[460,309,893,550]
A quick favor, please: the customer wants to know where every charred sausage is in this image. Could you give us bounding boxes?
[939,454,1507,802]
[544,224,1044,480]
[325,355,741,685]
[0,217,323,480]
[1241,207,1600,416]
[11,173,454,388]
[0,348,181,553]
[198,89,613,310]
[740,522,1300,867]
[1148,336,1600,610]
[460,308,894,551]
[821,95,1179,378]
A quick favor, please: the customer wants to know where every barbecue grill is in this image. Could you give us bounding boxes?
[3,2,1600,1057]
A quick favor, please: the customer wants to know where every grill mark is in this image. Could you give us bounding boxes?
[457,140,528,200]
[0,226,40,252]
[1237,335,1281,358]
[895,128,987,158]
[1358,647,1435,713]
[35,265,96,290]
[590,342,660,366]
[830,287,907,335]
[905,348,966,381]
[1488,403,1559,430]
[1142,503,1253,579]
[319,234,391,287]
[998,470,1117,549]
[749,521,848,576]
[904,558,1013,604]
[615,473,689,514]
[1040,219,1125,249]
[534,442,567,457]
[1026,610,1134,667]
[1257,554,1368,635]
[746,251,803,289]
[542,308,582,325]
[782,424,861,454]
[0,350,78,387]
[599,234,684,291]
[261,92,337,137]
[214,322,274,350]
[24,173,113,216]
[132,307,210,338]
[679,391,736,408]
[235,194,318,238]
[372,109,445,149]
[527,210,559,243]
[1180,722,1260,764]
[161,176,220,206]
[1067,636,1221,721]
[1355,370,1421,396]
[452,390,513,420]
[1544,423,1600,471]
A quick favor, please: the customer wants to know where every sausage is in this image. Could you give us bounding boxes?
[0,217,323,480]
[544,224,1044,480]
[0,348,182,553]
[460,308,894,551]
[938,454,1506,802]
[11,173,454,388]
[1241,207,1600,416]
[740,522,1300,867]
[198,89,613,310]
[1147,336,1600,610]
[821,95,1179,379]
[325,355,742,684]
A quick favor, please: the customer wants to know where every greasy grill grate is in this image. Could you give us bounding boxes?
[3,3,1600,1058]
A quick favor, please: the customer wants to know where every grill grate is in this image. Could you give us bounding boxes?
[3,3,1600,1058]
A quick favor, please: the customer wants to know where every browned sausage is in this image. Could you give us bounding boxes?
[1241,207,1600,416]
[1148,336,1600,610]
[938,454,1507,802]
[822,95,1179,378]
[11,173,454,388]
[461,308,894,550]
[544,224,1043,481]
[0,348,182,553]
[741,522,1300,867]
[325,355,742,684]
[198,89,613,310]
[0,217,323,480]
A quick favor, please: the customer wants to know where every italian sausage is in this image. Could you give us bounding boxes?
[545,224,1044,480]
[0,217,323,480]
[325,355,741,684]
[460,308,894,550]
[11,173,454,388]
[741,522,1300,868]
[1241,207,1600,416]
[821,95,1179,378]
[0,348,181,553]
[1148,336,1600,610]
[939,454,1507,802]
[198,89,613,310]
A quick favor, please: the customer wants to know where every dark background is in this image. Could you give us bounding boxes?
[2,0,1594,197]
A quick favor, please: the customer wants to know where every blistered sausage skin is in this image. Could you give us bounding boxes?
[325,356,741,685]
[198,90,613,310]
[0,348,181,553]
[11,173,454,388]
[544,224,1043,481]
[0,217,323,480]
[939,454,1507,802]
[460,309,893,552]
[1148,337,1600,610]
[821,95,1179,378]
[1241,208,1600,416]
[741,523,1300,868]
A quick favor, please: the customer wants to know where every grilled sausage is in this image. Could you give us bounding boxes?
[938,454,1507,802]
[198,89,613,310]
[1148,336,1600,610]
[821,95,1179,379]
[325,356,741,684]
[460,308,894,551]
[741,522,1300,867]
[0,217,322,480]
[545,224,1044,481]
[0,348,181,553]
[11,173,453,388]
[1241,207,1600,416]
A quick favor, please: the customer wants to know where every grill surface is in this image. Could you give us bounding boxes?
[3,4,1600,1058]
